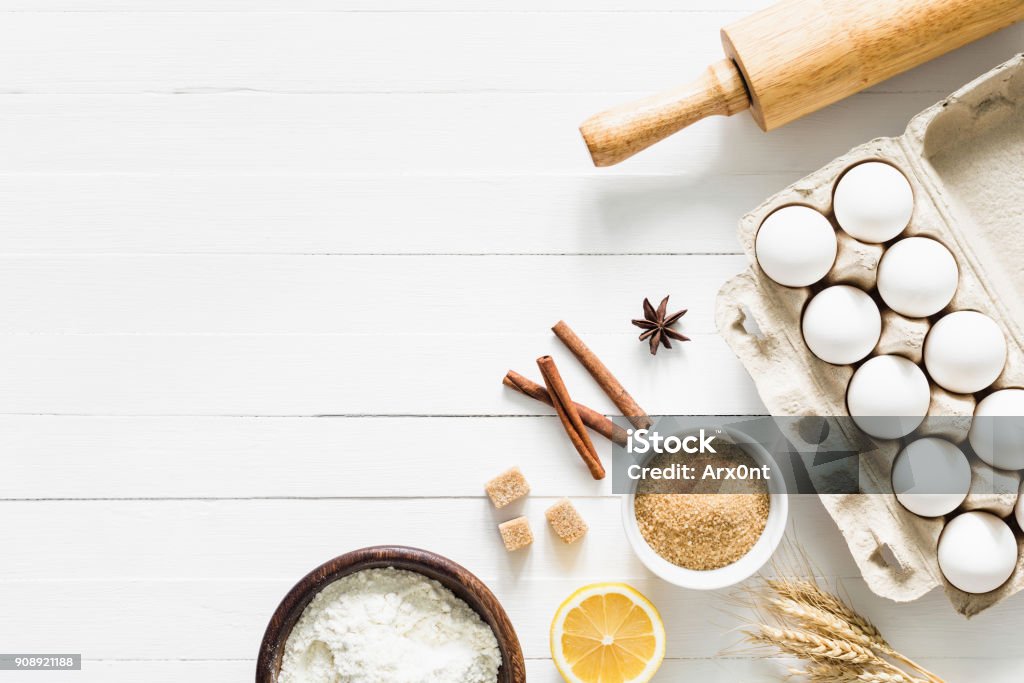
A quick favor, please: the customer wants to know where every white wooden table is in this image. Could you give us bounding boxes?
[1,2,1022,681]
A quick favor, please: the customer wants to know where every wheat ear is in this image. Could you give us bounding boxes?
[765,578,942,683]
[768,597,878,649]
[749,625,890,666]
[767,578,888,648]
[792,662,927,682]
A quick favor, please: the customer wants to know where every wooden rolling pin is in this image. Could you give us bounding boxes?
[580,0,1024,166]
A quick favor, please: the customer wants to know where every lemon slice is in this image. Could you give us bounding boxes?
[550,583,665,683]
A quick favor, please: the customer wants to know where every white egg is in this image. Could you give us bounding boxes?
[937,511,1017,594]
[924,311,1006,394]
[969,389,1024,470]
[847,355,931,439]
[1015,479,1024,531]
[833,162,914,243]
[892,437,971,517]
[802,286,881,365]
[755,206,838,287]
[877,237,958,317]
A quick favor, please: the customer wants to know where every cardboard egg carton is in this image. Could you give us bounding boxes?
[716,54,1024,615]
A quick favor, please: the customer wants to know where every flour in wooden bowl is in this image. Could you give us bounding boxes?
[278,567,501,683]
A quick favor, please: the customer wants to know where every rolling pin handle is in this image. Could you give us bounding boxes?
[579,58,751,167]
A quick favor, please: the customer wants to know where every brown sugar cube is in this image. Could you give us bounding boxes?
[498,516,533,551]
[484,467,530,508]
[545,497,588,544]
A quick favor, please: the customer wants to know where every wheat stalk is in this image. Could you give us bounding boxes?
[768,597,878,649]
[791,662,927,682]
[748,625,889,666]
[734,557,946,683]
[767,577,889,648]
[765,576,943,683]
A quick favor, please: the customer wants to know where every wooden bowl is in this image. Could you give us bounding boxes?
[256,545,526,683]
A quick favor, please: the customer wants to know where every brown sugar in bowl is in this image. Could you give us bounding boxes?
[256,545,526,683]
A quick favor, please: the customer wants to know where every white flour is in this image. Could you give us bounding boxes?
[278,567,501,683]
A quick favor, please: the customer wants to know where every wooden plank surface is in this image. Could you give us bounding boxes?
[0,415,784,498]
[0,333,764,415]
[0,658,1018,683]
[0,576,1020,660]
[0,658,1019,683]
[0,93,955,175]
[0,12,1016,94]
[0,173,784,255]
[0,497,856,580]
[1,2,1019,681]
[0,254,741,333]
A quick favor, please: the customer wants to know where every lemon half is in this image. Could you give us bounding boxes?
[550,583,666,683]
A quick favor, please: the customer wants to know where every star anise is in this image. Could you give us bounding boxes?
[632,296,689,355]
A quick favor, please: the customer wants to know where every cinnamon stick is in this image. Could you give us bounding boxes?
[552,320,653,430]
[536,356,606,480]
[503,370,628,446]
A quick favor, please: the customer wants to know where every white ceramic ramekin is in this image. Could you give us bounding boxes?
[621,426,789,590]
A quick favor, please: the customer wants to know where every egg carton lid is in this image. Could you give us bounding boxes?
[716,53,1024,616]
